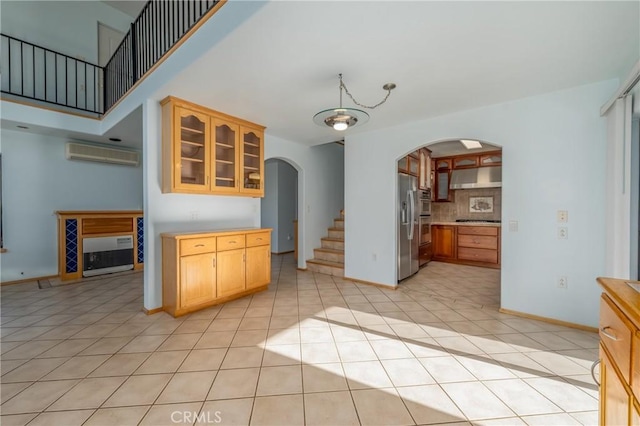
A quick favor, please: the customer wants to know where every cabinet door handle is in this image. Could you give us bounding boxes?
[600,326,619,341]
[195,244,205,247]
[229,241,236,244]
[213,258,216,268]
[256,238,262,241]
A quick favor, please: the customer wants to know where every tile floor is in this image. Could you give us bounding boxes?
[1,255,600,425]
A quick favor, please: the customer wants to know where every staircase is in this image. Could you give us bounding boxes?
[306,215,345,277]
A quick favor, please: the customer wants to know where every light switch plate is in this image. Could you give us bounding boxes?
[509,220,518,232]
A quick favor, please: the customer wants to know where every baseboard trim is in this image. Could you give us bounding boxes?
[143,307,164,315]
[297,267,308,271]
[343,276,398,291]
[1,274,59,286]
[273,250,294,255]
[498,308,598,333]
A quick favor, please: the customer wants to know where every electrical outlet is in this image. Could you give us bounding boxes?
[558,227,568,239]
[558,276,568,289]
[190,211,199,220]
[287,234,292,241]
[509,220,518,232]
[557,210,568,223]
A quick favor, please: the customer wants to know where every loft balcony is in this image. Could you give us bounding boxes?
[1,0,223,118]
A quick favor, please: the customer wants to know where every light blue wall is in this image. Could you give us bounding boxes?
[0,129,143,282]
[0,0,132,63]
[345,79,617,327]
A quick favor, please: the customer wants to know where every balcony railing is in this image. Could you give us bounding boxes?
[2,0,221,115]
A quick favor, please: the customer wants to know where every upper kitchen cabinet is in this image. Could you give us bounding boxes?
[240,126,264,195]
[161,96,266,197]
[418,148,432,190]
[480,152,502,166]
[170,106,211,193]
[453,155,479,169]
[433,157,452,202]
[398,154,419,176]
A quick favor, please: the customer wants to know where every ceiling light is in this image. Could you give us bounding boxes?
[460,139,483,149]
[313,73,396,132]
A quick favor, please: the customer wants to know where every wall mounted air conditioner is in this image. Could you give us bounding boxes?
[66,142,139,166]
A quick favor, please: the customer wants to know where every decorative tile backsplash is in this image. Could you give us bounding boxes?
[431,188,502,221]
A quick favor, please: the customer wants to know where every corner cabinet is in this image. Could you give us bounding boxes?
[161,96,265,197]
[162,229,271,317]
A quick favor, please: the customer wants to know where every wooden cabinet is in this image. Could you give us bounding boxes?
[597,277,640,426]
[457,226,500,265]
[432,157,452,202]
[480,152,502,166]
[453,155,479,169]
[419,243,432,267]
[180,252,216,308]
[216,247,245,298]
[432,225,456,260]
[418,148,432,190]
[162,96,265,197]
[246,244,271,289]
[431,224,500,268]
[398,154,419,176]
[162,228,271,317]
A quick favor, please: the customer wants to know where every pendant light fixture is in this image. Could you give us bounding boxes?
[313,74,396,131]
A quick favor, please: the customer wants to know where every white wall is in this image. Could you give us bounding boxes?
[0,1,131,63]
[345,79,617,327]
[0,129,142,282]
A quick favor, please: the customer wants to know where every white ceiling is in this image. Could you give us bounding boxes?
[151,1,638,147]
[14,2,637,149]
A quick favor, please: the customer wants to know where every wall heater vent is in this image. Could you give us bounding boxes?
[66,142,139,166]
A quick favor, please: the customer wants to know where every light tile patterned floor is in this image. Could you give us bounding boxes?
[1,255,599,425]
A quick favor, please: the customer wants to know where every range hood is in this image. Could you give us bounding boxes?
[450,166,502,189]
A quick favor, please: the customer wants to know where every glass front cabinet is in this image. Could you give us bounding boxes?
[162,96,265,197]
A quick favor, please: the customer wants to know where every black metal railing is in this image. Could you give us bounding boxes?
[104,0,220,111]
[1,34,104,114]
[2,0,221,115]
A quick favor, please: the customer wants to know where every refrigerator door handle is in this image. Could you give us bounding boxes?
[407,190,415,240]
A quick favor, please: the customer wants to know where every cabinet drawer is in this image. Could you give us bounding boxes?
[457,226,498,236]
[217,234,246,251]
[180,237,216,256]
[457,235,497,250]
[600,295,633,383]
[457,247,498,263]
[246,232,270,247]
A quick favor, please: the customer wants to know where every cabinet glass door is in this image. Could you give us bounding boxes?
[177,109,209,189]
[436,171,450,201]
[241,127,263,194]
[213,120,239,191]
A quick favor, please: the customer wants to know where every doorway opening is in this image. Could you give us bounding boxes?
[261,158,299,264]
[395,139,503,308]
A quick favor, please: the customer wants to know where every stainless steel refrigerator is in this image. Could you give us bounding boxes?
[398,173,419,281]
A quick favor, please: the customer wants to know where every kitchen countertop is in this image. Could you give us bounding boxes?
[430,221,501,227]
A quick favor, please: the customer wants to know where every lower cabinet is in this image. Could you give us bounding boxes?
[432,225,456,260]
[600,345,631,426]
[162,228,271,317]
[216,248,246,298]
[180,252,216,309]
[246,245,271,289]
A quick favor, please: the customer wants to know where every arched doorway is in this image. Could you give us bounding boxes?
[396,139,503,307]
[261,158,301,265]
